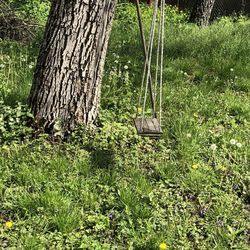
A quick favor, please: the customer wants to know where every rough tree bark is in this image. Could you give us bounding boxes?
[29,0,117,135]
[190,0,216,26]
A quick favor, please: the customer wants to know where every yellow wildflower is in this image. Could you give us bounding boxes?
[5,221,13,229]
[192,164,199,170]
[137,107,142,114]
[159,242,168,249]
[217,165,227,171]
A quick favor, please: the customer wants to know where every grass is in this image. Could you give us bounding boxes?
[0,42,38,105]
[0,3,250,249]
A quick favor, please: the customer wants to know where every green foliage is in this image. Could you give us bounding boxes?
[8,0,50,24]
[0,139,249,249]
[0,3,250,250]
[0,102,33,144]
[0,41,37,104]
[101,58,135,123]
[0,0,50,43]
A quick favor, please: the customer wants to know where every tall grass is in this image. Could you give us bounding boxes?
[0,42,38,104]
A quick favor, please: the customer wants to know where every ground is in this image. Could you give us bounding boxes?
[0,4,250,250]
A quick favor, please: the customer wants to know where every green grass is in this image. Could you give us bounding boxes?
[0,42,38,105]
[0,4,250,249]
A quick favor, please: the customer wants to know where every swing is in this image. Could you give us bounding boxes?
[134,0,165,138]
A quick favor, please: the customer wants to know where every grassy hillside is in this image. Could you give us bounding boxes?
[0,4,250,249]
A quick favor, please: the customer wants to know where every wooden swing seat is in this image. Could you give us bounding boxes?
[134,118,163,138]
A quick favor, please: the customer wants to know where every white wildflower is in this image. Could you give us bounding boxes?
[230,68,234,72]
[210,144,217,151]
[186,133,192,138]
[236,142,242,148]
[230,139,237,145]
[124,65,128,70]
[0,64,5,69]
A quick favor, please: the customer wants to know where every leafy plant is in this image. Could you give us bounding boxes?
[8,0,50,24]
[0,102,33,144]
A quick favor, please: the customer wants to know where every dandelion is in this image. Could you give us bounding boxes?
[5,221,13,229]
[236,142,242,148]
[28,64,34,69]
[230,139,237,145]
[217,165,227,171]
[210,144,217,151]
[124,65,128,70]
[192,164,199,170]
[137,107,142,114]
[159,243,168,249]
[186,133,192,138]
[230,68,234,72]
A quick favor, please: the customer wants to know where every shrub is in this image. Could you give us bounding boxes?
[0,0,50,42]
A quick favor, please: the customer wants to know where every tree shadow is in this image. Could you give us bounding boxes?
[90,149,115,169]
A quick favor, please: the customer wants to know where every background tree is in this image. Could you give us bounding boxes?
[147,0,153,6]
[190,0,216,26]
[29,0,117,135]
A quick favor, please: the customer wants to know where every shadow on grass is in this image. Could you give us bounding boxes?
[90,149,115,169]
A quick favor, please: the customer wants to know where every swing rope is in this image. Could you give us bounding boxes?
[160,0,165,125]
[141,0,159,129]
[135,0,156,119]
[135,0,165,129]
[154,0,162,118]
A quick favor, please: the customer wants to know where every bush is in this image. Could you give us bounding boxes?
[8,0,50,24]
[0,0,50,42]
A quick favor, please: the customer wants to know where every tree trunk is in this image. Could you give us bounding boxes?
[147,0,153,6]
[29,0,117,135]
[190,0,216,26]
[241,0,246,13]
